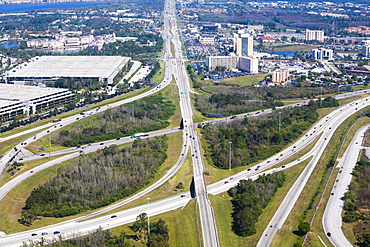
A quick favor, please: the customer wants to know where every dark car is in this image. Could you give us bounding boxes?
[100,143,104,145]
[54,231,61,234]
[111,215,117,218]
[116,138,121,140]
[31,233,37,236]
[327,232,331,237]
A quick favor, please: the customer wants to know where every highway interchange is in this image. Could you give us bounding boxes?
[0,0,370,246]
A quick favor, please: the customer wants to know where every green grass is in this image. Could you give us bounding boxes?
[151,62,165,84]
[265,43,319,52]
[170,41,176,59]
[0,131,183,233]
[273,112,370,247]
[210,157,311,247]
[0,154,68,187]
[110,199,200,247]
[0,129,48,156]
[162,77,181,128]
[101,145,193,215]
[220,74,269,86]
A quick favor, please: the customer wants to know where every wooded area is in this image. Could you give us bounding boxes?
[20,136,168,224]
[343,154,370,246]
[201,102,316,169]
[201,98,338,169]
[195,86,338,117]
[52,95,175,147]
[228,172,286,236]
[129,214,169,247]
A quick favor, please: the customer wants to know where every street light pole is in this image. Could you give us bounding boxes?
[146,197,150,243]
[228,141,232,171]
[279,112,282,133]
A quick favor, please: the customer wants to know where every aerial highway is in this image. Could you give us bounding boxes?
[322,125,369,247]
[256,96,370,247]
[1,1,370,246]
[165,0,220,245]
[1,96,370,247]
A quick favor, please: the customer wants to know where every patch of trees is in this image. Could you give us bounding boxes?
[129,214,169,247]
[342,156,370,246]
[201,102,319,169]
[21,227,130,247]
[75,34,163,60]
[228,172,286,236]
[6,161,24,176]
[52,95,175,147]
[20,136,168,224]
[195,86,339,117]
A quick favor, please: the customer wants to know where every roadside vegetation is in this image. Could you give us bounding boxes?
[200,98,338,169]
[20,136,168,225]
[342,129,370,247]
[195,86,339,118]
[228,172,286,236]
[21,216,170,247]
[51,95,175,147]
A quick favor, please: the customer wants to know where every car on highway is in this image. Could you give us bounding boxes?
[53,231,61,234]
[116,138,120,140]
[87,144,92,146]
[111,215,117,218]
[181,195,186,198]
[40,153,45,156]
[224,181,229,184]
[100,143,104,145]
[327,232,331,237]
[31,233,37,236]
[41,232,48,235]
[30,170,34,173]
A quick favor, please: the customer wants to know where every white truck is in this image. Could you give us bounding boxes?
[131,133,149,138]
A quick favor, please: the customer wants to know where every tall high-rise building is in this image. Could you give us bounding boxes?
[312,48,333,60]
[233,33,253,57]
[272,69,289,83]
[363,45,370,58]
[305,29,325,42]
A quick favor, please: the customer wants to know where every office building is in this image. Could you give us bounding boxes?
[206,56,238,70]
[237,57,258,73]
[312,48,333,60]
[272,69,289,83]
[233,33,253,57]
[206,56,258,74]
[362,44,370,58]
[0,84,75,123]
[305,29,325,42]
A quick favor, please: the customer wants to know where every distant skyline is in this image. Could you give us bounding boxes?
[0,1,108,13]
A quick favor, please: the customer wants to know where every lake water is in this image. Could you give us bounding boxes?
[266,50,297,57]
[0,41,22,48]
[0,2,108,13]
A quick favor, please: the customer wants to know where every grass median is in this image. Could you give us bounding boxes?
[272,111,370,247]
[0,131,183,234]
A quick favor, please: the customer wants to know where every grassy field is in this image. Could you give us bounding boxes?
[151,61,165,84]
[110,199,200,247]
[211,157,311,247]
[170,41,176,58]
[0,154,68,188]
[265,43,319,52]
[220,73,269,86]
[0,131,183,234]
[273,111,370,247]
